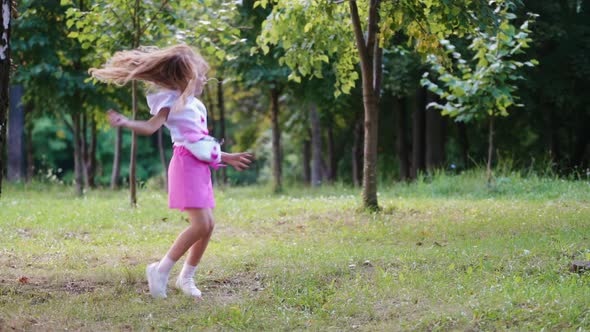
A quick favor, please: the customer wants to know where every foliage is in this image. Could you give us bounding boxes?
[25,115,172,185]
[381,45,425,97]
[6,0,590,192]
[255,0,496,96]
[224,0,291,89]
[255,0,358,96]
[171,0,243,64]
[11,0,96,115]
[512,0,590,169]
[421,2,538,122]
[62,0,243,110]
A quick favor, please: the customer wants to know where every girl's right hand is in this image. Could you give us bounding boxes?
[107,109,129,127]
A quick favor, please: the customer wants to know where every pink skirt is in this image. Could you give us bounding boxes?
[168,146,215,210]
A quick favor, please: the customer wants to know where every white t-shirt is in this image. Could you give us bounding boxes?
[147,90,209,144]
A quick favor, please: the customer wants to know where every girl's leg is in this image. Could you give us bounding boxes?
[147,208,214,298]
[174,208,215,298]
[185,208,215,266]
[165,208,214,261]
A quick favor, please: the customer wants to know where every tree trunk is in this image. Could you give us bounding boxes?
[270,86,282,193]
[303,135,311,185]
[352,115,363,187]
[217,78,227,185]
[81,111,89,187]
[72,112,84,196]
[202,84,217,185]
[457,121,469,168]
[349,0,382,210]
[487,116,495,185]
[310,103,322,187]
[203,84,216,136]
[571,118,589,170]
[72,0,86,195]
[110,127,122,189]
[87,115,97,188]
[394,97,410,181]
[25,105,34,181]
[361,93,379,208]
[541,99,560,162]
[0,0,11,197]
[570,103,589,169]
[7,85,24,182]
[129,80,138,206]
[158,128,168,191]
[411,87,426,179]
[326,125,336,182]
[128,0,140,205]
[425,91,445,171]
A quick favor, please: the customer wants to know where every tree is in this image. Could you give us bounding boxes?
[225,0,290,193]
[256,0,496,209]
[516,0,590,171]
[66,0,186,204]
[381,46,424,180]
[0,0,14,197]
[67,0,242,199]
[172,0,243,186]
[12,0,104,196]
[422,2,537,184]
[7,85,24,181]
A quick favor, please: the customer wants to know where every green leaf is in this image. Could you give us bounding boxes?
[261,44,270,55]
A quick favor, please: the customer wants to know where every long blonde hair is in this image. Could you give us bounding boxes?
[89,44,209,112]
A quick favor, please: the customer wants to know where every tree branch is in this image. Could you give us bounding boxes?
[109,8,133,35]
[366,0,379,59]
[140,0,170,37]
[349,0,369,70]
[402,2,431,37]
[373,38,383,97]
[62,114,74,134]
[10,0,17,18]
[371,0,382,96]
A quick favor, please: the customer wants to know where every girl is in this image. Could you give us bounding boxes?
[89,44,253,299]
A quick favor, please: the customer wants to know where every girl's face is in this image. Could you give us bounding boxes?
[193,73,207,96]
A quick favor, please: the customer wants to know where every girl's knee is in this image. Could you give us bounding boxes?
[208,218,215,234]
[187,209,214,234]
[189,218,208,233]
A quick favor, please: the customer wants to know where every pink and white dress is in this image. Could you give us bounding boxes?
[147,90,215,210]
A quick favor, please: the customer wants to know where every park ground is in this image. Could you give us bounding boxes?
[1,171,589,331]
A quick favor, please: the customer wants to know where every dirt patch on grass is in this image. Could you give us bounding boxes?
[201,271,266,305]
[2,268,266,305]
[61,281,96,295]
[0,317,44,332]
[1,277,107,299]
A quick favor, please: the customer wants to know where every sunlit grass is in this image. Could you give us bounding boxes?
[1,171,589,331]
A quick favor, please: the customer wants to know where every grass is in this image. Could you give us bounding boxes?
[0,171,589,331]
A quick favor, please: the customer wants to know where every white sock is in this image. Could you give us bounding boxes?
[179,263,197,279]
[157,255,176,276]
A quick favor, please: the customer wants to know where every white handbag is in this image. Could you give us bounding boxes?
[183,136,223,166]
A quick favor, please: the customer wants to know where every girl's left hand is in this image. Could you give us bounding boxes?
[222,152,254,171]
[107,109,129,127]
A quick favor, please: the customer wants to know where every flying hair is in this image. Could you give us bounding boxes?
[89,44,209,113]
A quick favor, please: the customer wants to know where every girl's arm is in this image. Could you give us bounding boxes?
[221,152,254,171]
[107,109,170,135]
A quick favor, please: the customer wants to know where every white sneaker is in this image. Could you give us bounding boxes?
[146,262,168,298]
[175,277,202,298]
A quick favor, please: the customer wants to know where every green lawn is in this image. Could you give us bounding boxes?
[1,173,589,331]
